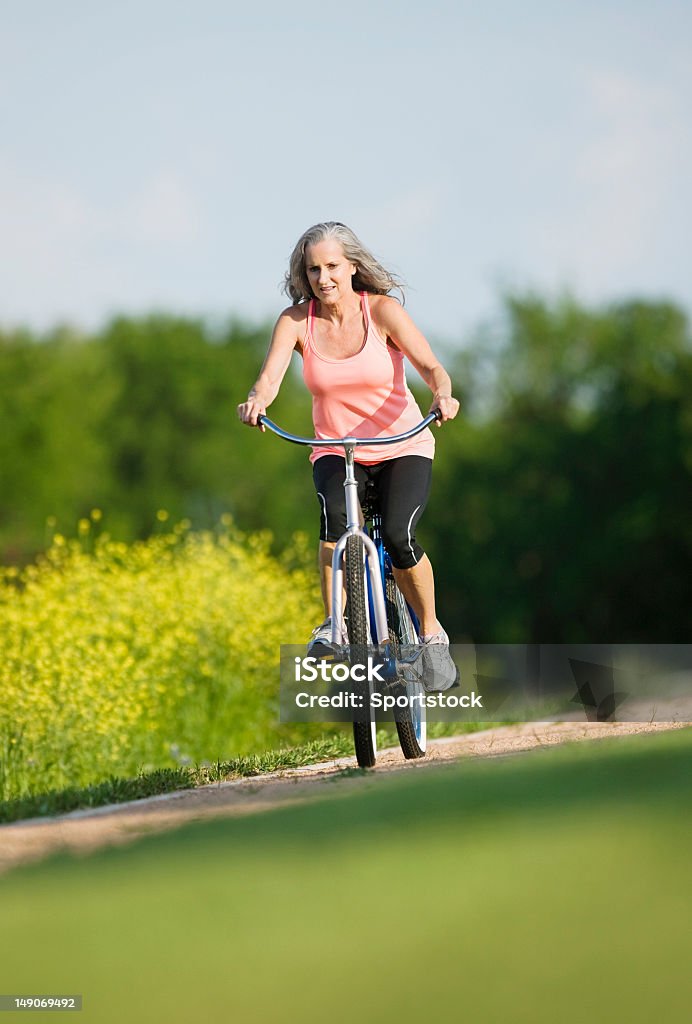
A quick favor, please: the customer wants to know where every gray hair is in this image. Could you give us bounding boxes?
[282,222,405,304]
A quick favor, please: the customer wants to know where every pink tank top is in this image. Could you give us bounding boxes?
[302,292,435,465]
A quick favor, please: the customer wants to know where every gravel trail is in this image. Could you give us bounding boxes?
[0,719,687,877]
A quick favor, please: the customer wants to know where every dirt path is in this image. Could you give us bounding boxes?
[0,720,687,877]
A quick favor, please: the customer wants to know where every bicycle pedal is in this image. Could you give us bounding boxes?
[381,677,406,695]
[308,645,346,664]
[396,647,425,666]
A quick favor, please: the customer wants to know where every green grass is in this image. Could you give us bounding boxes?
[0,734,357,824]
[2,727,691,1023]
[0,723,484,824]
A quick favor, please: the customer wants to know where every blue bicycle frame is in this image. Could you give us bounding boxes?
[364,515,421,669]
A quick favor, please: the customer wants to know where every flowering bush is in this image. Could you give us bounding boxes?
[0,516,323,801]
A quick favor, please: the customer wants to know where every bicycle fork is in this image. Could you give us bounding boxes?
[330,442,389,646]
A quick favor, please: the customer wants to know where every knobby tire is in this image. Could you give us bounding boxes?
[385,575,426,759]
[346,535,377,768]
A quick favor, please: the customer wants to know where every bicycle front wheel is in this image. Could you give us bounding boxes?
[385,575,427,759]
[345,535,377,768]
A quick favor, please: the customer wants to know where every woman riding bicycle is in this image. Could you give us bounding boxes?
[237,221,460,652]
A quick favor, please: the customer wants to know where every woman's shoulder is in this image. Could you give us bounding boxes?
[274,301,311,355]
[367,293,408,344]
[276,300,311,325]
[368,293,406,320]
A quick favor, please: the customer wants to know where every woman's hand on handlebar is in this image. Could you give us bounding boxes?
[237,396,267,431]
[429,393,460,426]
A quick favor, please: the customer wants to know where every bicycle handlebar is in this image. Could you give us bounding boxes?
[256,410,441,448]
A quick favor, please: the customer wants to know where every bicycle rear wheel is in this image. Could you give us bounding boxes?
[385,575,427,759]
[345,535,377,768]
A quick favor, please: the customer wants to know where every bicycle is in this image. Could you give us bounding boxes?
[258,411,441,767]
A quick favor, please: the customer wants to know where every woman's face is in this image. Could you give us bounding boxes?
[305,239,356,305]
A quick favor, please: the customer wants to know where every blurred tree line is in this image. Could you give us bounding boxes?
[1,294,690,641]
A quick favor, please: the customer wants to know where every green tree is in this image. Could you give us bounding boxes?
[427,296,692,641]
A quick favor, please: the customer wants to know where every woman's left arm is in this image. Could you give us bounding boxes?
[375,297,460,425]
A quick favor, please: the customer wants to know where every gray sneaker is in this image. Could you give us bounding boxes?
[307,617,346,655]
[420,627,450,645]
[419,627,460,691]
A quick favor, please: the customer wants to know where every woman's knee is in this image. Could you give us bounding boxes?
[315,489,346,541]
[381,524,425,570]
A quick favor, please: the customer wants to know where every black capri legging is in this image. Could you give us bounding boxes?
[312,455,433,570]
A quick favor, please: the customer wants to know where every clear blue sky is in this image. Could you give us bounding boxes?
[2,0,691,343]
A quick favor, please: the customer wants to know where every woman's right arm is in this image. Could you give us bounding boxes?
[237,308,303,428]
